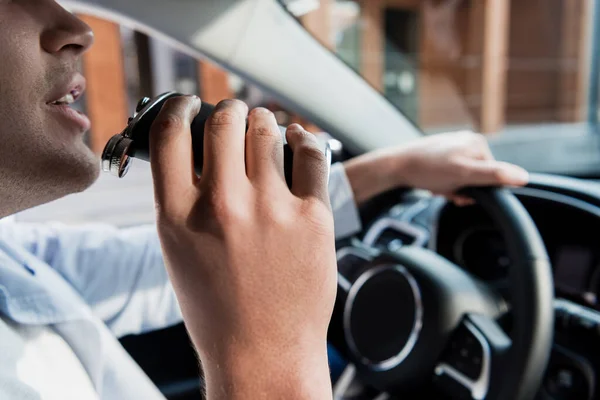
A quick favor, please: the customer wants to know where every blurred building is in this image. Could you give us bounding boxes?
[303,0,595,134]
[76,0,597,154]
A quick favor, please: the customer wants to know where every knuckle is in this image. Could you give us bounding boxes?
[213,202,246,226]
[155,203,185,231]
[215,99,247,113]
[299,199,334,236]
[287,126,308,139]
[295,129,313,141]
[153,113,184,133]
[164,96,190,109]
[257,199,288,225]
[250,125,279,140]
[302,196,327,214]
[453,160,472,179]
[208,109,241,128]
[297,143,326,163]
[491,166,506,181]
[202,189,246,225]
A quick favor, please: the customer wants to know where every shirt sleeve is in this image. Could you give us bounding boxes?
[0,221,180,338]
[328,162,362,239]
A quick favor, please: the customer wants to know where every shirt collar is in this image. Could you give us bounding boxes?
[0,240,89,325]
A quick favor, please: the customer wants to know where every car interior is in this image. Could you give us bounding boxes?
[18,0,600,398]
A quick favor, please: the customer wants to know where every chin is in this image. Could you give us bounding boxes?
[72,157,101,193]
[66,149,102,194]
[39,143,102,198]
[0,149,101,218]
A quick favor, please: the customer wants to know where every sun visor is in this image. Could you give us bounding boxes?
[59,0,256,67]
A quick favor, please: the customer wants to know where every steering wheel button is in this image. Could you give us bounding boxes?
[337,252,371,282]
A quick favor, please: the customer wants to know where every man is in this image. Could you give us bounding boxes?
[0,1,529,399]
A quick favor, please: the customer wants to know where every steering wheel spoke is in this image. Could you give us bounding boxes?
[337,246,377,288]
[333,365,368,399]
[333,365,392,400]
[433,314,511,400]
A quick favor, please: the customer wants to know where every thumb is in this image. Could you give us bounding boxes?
[457,159,529,187]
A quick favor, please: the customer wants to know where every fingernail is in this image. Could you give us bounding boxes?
[189,95,201,112]
[287,123,304,132]
[250,107,270,115]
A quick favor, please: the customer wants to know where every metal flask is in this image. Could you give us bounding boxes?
[101,92,332,188]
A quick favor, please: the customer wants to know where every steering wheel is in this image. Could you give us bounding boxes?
[329,187,554,400]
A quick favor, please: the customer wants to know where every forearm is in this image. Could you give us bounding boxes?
[342,131,530,208]
[343,147,412,205]
[203,343,332,400]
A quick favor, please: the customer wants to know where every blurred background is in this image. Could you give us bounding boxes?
[15,0,600,225]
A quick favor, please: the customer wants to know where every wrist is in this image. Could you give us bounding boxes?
[203,339,332,400]
[343,147,413,204]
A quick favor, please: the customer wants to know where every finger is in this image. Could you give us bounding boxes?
[245,107,284,184]
[149,95,201,214]
[445,194,475,207]
[479,144,495,160]
[286,124,329,203]
[457,159,529,187]
[202,99,248,185]
[473,133,495,160]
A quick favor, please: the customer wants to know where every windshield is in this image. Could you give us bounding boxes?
[287,0,600,135]
[12,0,600,224]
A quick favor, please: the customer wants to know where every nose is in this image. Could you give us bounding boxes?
[41,7,94,57]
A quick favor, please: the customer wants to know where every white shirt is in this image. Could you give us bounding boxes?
[0,316,97,400]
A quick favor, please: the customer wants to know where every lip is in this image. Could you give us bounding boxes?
[46,103,91,132]
[46,74,87,105]
[45,74,90,133]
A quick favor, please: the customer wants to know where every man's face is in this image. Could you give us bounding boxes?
[0,0,98,215]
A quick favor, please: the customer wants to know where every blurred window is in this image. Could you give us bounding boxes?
[295,0,599,135]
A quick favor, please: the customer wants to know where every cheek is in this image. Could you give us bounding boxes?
[0,50,48,146]
[0,18,46,113]
[0,85,45,150]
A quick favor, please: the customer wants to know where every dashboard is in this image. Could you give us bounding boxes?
[357,177,600,400]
